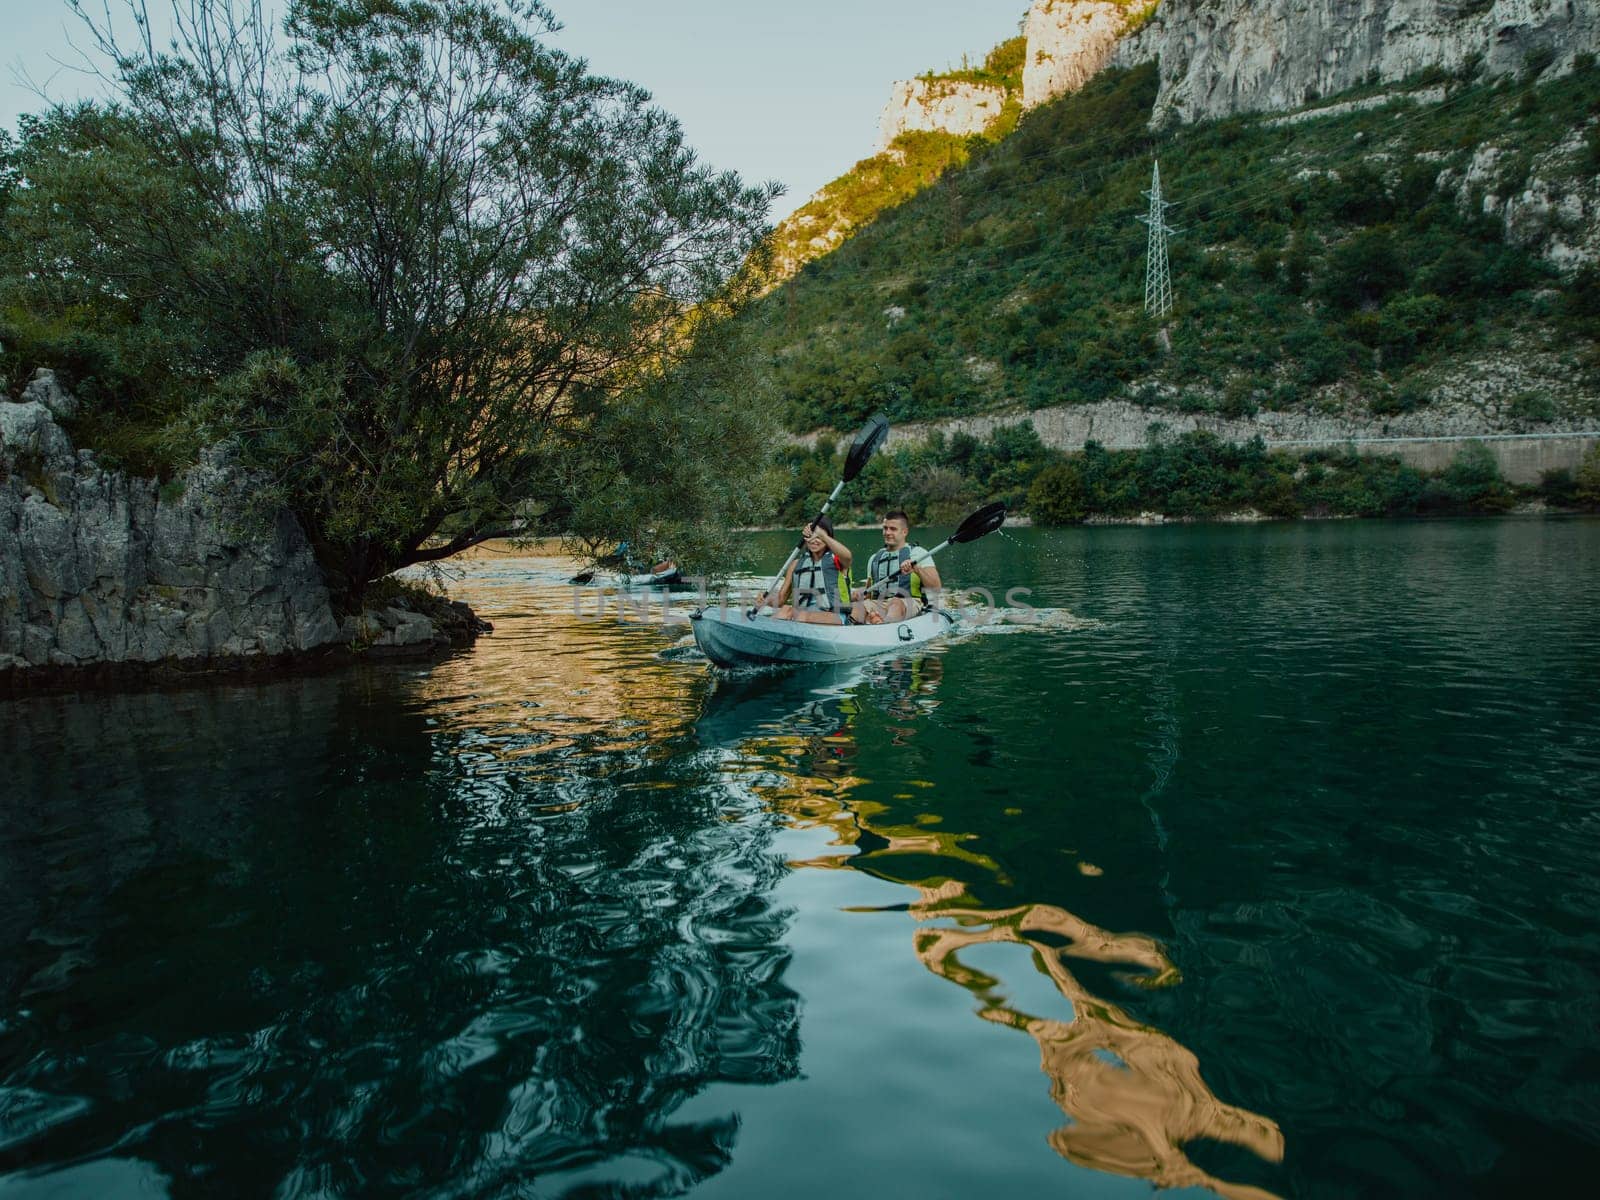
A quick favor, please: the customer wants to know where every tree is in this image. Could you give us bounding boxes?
[1027,461,1087,524]
[1321,228,1408,311]
[1,1,778,603]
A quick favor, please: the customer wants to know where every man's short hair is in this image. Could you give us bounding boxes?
[883,510,911,528]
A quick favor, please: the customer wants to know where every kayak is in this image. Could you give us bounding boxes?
[618,565,685,588]
[569,565,690,588]
[688,604,957,669]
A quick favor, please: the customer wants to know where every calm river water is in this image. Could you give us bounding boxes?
[2,520,1598,1199]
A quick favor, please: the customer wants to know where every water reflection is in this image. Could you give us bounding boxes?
[700,656,1285,1200]
[0,603,797,1196]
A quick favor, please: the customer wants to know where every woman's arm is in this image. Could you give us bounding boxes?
[806,524,852,569]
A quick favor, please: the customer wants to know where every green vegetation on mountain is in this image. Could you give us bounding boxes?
[918,35,1027,94]
[766,34,1033,282]
[751,59,1600,435]
[768,130,978,278]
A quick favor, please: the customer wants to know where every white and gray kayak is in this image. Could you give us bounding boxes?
[688,605,957,668]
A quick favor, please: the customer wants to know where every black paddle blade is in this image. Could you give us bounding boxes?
[843,413,890,482]
[951,501,1007,544]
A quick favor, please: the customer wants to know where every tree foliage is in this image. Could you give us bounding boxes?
[0,0,777,602]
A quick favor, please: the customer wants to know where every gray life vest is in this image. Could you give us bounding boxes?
[866,545,925,599]
[793,552,845,611]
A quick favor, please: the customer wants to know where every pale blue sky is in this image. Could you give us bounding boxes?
[1,0,1030,220]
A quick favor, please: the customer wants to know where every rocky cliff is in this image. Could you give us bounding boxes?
[1119,0,1600,125]
[1,373,469,682]
[1023,0,1143,108]
[876,79,1009,152]
[875,1,1145,145]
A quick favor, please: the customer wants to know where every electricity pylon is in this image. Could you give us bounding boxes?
[1138,160,1177,319]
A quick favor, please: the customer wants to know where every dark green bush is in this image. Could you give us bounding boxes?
[1375,294,1449,368]
[1323,229,1409,310]
[1426,442,1514,512]
[1027,461,1088,524]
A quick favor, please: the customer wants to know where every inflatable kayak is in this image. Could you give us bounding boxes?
[570,565,688,588]
[689,605,956,668]
[618,565,685,588]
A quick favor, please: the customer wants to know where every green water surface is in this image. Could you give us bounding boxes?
[2,519,1598,1198]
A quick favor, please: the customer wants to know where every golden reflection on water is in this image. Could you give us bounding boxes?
[423,549,1285,1196]
[407,546,705,781]
[717,656,1285,1200]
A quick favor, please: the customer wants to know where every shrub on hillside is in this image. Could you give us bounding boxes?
[1425,442,1514,512]
[1323,229,1409,310]
[1027,461,1088,524]
[1375,293,1449,368]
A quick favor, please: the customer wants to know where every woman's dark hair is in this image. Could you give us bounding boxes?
[810,515,834,536]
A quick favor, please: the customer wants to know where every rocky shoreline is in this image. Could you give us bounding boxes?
[1,371,489,693]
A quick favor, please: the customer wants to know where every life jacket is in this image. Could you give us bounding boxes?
[865,545,926,599]
[793,552,848,612]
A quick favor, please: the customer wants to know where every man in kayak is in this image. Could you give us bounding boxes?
[761,516,854,624]
[850,510,941,624]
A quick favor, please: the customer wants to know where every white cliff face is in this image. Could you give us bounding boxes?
[874,1,1145,148]
[1132,0,1600,125]
[1438,129,1600,273]
[875,79,1009,152]
[1022,0,1138,108]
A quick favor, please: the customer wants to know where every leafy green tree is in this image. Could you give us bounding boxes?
[1,0,776,603]
[1027,461,1087,524]
[1427,442,1515,513]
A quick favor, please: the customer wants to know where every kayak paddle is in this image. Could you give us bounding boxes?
[753,413,889,613]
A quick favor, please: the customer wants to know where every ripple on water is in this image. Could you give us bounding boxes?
[3,528,1599,1199]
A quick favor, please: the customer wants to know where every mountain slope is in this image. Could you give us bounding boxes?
[748,59,1600,438]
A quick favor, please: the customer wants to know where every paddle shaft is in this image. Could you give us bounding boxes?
[756,479,846,610]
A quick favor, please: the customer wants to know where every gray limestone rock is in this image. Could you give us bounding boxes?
[0,377,365,679]
[18,495,82,600]
[1130,0,1600,127]
[0,400,74,467]
[21,370,81,422]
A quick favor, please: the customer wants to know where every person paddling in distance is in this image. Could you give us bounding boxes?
[850,510,941,624]
[759,516,854,625]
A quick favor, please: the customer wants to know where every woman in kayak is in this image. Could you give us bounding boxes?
[761,516,854,625]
